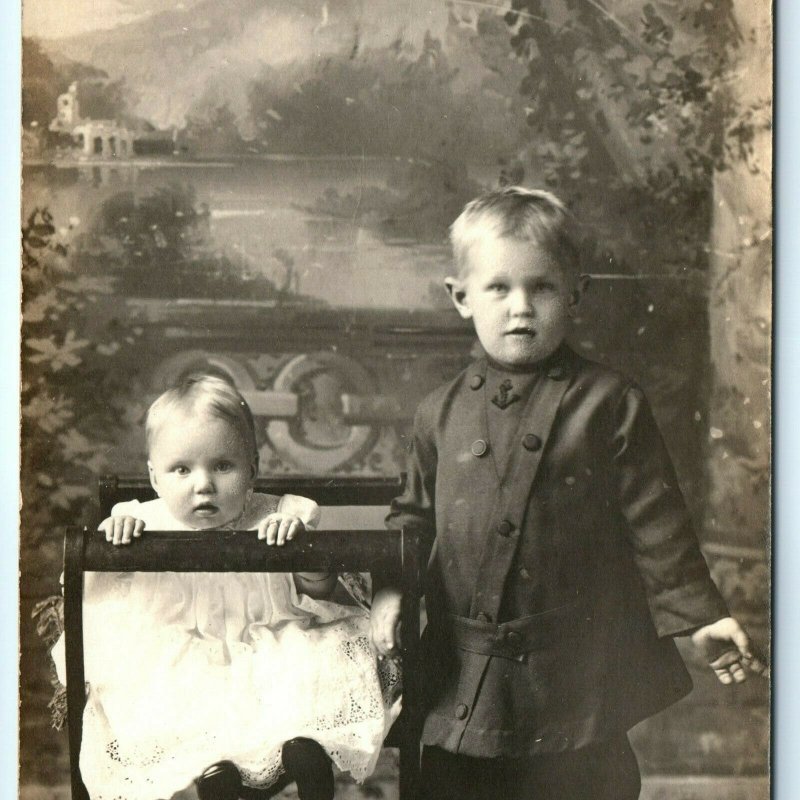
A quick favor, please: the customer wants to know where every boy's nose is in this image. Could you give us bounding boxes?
[508,289,534,316]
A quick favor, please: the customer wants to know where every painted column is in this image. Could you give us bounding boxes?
[702,0,771,775]
[705,1,771,570]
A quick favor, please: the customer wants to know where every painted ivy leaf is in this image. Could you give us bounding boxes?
[26,332,90,371]
[623,55,653,79]
[57,429,95,459]
[51,483,92,510]
[21,394,74,433]
[96,342,121,356]
[604,45,627,61]
[23,290,58,323]
[85,452,110,474]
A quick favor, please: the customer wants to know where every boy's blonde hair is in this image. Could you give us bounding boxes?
[146,374,259,467]
[450,186,581,277]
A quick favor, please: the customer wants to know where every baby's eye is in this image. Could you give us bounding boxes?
[174,465,189,476]
[487,282,508,293]
[215,461,233,473]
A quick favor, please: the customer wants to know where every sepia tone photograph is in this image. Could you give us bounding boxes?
[20,1,771,799]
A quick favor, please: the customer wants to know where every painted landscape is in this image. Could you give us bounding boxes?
[21,1,771,797]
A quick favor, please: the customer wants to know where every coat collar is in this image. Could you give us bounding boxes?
[473,341,578,382]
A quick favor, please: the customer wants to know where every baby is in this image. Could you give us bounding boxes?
[55,375,398,800]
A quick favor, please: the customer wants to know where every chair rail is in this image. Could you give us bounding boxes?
[99,474,404,516]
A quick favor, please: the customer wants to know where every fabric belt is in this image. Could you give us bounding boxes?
[449,600,592,660]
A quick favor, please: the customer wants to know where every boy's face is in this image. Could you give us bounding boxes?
[446,235,585,369]
[148,409,256,529]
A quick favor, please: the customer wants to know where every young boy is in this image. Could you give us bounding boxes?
[371,187,766,799]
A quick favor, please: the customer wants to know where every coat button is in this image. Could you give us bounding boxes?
[496,520,514,537]
[471,439,489,457]
[522,433,542,451]
[455,703,469,720]
[470,374,484,390]
[506,630,522,647]
[476,611,492,623]
[558,733,572,749]
[547,364,567,380]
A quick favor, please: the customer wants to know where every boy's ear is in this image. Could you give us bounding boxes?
[147,460,160,496]
[445,277,473,320]
[568,273,591,311]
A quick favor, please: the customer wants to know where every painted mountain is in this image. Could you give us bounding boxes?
[36,0,528,159]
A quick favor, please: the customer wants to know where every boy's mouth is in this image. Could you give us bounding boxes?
[505,327,536,337]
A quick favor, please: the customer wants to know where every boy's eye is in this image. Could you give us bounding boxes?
[533,281,556,293]
[215,461,233,472]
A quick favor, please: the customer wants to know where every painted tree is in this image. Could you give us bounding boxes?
[498,0,770,546]
[497,0,768,265]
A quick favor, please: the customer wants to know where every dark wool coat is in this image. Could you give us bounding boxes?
[387,344,728,759]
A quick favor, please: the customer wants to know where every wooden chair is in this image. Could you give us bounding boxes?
[63,475,423,800]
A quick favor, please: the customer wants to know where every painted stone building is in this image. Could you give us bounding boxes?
[48,82,174,158]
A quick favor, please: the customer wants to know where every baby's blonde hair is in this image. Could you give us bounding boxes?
[450,186,581,277]
[146,374,259,468]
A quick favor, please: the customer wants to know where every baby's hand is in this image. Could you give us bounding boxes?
[370,587,402,659]
[98,515,145,546]
[257,513,305,546]
[691,616,769,684]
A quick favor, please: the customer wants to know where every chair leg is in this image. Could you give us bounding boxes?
[399,743,420,800]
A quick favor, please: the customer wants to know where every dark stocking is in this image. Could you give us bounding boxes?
[194,761,242,800]
[281,737,335,800]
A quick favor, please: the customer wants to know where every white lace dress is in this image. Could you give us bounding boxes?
[52,494,400,800]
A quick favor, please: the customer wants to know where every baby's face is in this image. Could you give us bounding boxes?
[446,236,581,369]
[148,410,255,529]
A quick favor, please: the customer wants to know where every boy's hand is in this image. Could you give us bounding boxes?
[99,516,145,546]
[257,513,305,546]
[370,587,402,659]
[691,616,769,684]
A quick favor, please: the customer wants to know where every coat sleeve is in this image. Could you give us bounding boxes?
[611,383,729,637]
[386,401,437,539]
[383,401,439,586]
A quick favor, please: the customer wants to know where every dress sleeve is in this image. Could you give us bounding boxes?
[276,494,321,529]
[52,632,67,687]
[611,383,729,637]
[108,499,143,518]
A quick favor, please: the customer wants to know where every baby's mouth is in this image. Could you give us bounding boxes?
[193,502,219,515]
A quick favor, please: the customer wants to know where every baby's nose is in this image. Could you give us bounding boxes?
[194,471,216,493]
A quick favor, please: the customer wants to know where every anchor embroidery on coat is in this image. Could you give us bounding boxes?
[491,379,520,410]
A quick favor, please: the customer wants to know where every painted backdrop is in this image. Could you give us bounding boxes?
[21,1,770,796]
